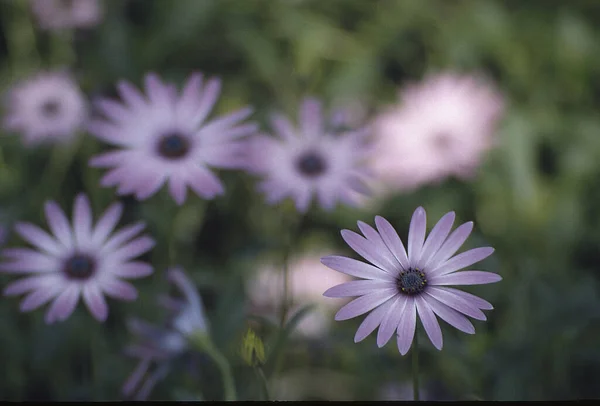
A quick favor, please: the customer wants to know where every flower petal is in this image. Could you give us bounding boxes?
[357,221,401,275]
[168,175,188,206]
[101,222,146,253]
[83,284,109,321]
[396,297,417,355]
[429,271,502,286]
[190,78,221,128]
[425,221,473,270]
[341,230,397,274]
[3,274,62,296]
[377,295,408,347]
[320,256,395,281]
[429,247,495,277]
[20,283,63,312]
[45,284,80,324]
[334,289,397,321]
[300,98,323,139]
[112,261,154,279]
[324,280,394,298]
[442,287,493,310]
[270,113,297,141]
[354,298,395,343]
[408,207,427,268]
[15,222,62,256]
[73,193,93,250]
[185,166,224,199]
[426,287,486,320]
[101,278,138,301]
[0,249,60,273]
[415,295,443,350]
[111,236,155,262]
[375,216,410,270]
[423,294,475,334]
[44,201,73,249]
[417,211,455,269]
[92,202,123,246]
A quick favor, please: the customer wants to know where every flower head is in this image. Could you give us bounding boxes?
[372,73,504,191]
[0,193,154,323]
[30,0,103,30]
[321,207,500,354]
[89,73,257,205]
[3,71,88,145]
[123,267,208,400]
[244,98,372,212]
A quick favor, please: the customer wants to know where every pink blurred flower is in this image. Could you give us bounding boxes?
[30,0,103,30]
[89,73,257,205]
[371,73,504,191]
[0,194,154,323]
[243,98,373,212]
[3,71,88,145]
[123,267,208,400]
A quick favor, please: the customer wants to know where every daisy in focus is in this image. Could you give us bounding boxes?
[321,207,500,354]
[89,73,257,205]
[0,194,155,323]
[2,71,88,145]
[372,73,504,191]
[123,267,209,400]
[30,0,103,30]
[243,98,372,212]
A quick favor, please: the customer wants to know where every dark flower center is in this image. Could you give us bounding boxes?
[396,268,427,295]
[40,99,61,117]
[63,254,96,280]
[157,132,191,160]
[295,150,327,178]
[432,132,453,151]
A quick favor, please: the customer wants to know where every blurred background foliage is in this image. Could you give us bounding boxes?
[0,0,600,401]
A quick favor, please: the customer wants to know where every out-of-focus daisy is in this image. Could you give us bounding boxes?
[3,71,88,145]
[0,194,154,323]
[247,252,352,337]
[372,73,504,191]
[89,73,257,205]
[123,267,208,401]
[243,98,372,212]
[322,207,500,354]
[30,0,103,30]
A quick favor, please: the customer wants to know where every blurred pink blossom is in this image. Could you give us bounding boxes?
[30,0,103,30]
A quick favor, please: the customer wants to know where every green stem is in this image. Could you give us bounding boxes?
[254,366,270,401]
[279,214,303,327]
[412,330,420,401]
[192,335,236,401]
[2,0,40,74]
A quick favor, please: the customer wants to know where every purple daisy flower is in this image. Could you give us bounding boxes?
[89,73,257,205]
[243,98,372,212]
[0,193,155,323]
[123,267,208,400]
[321,207,500,354]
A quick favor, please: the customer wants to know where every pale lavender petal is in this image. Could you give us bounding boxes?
[300,98,323,139]
[0,249,59,273]
[417,211,455,269]
[73,193,93,249]
[179,73,202,110]
[113,261,154,279]
[96,99,130,122]
[423,295,475,334]
[102,222,146,253]
[20,283,63,312]
[102,279,138,301]
[323,280,394,298]
[442,287,493,310]
[415,295,443,350]
[191,78,221,127]
[168,176,188,206]
[428,247,495,277]
[377,295,408,348]
[429,271,502,286]
[91,202,124,246]
[408,207,427,268]
[123,358,152,397]
[134,365,169,401]
[134,171,167,201]
[83,284,109,321]
[334,289,397,321]
[4,274,61,295]
[89,150,131,168]
[354,298,395,343]
[45,284,80,324]
[44,201,73,248]
[111,236,155,262]
[425,221,473,270]
[396,297,417,355]
[316,185,336,211]
[341,230,397,274]
[320,256,395,281]
[199,107,254,139]
[88,121,128,146]
[270,113,297,141]
[426,287,486,320]
[15,222,62,256]
[374,216,410,270]
[356,221,401,274]
[186,166,225,199]
[117,81,147,110]
[144,73,169,104]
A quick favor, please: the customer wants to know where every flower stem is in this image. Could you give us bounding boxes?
[254,366,270,401]
[192,335,236,401]
[412,330,420,401]
[279,214,303,327]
